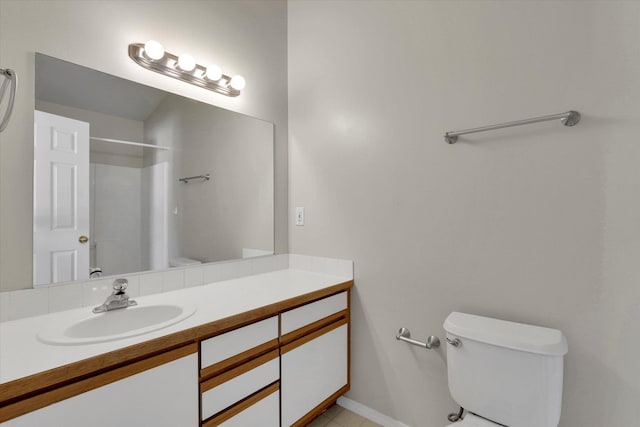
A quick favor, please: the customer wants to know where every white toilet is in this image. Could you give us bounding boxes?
[443,312,568,427]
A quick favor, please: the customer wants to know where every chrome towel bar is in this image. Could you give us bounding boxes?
[90,136,170,151]
[179,174,210,183]
[396,327,440,349]
[444,110,581,144]
[0,68,17,133]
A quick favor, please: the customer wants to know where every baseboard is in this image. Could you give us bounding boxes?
[337,396,412,427]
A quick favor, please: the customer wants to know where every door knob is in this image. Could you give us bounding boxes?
[79,235,89,244]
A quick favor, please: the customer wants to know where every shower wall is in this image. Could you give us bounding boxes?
[91,163,142,276]
[141,162,168,271]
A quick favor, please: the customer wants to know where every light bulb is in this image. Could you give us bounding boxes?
[143,40,165,61]
[205,64,222,81]
[177,53,196,72]
[229,75,246,91]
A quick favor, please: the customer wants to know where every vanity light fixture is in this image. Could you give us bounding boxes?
[129,41,245,97]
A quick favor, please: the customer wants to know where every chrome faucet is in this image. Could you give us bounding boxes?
[92,278,138,313]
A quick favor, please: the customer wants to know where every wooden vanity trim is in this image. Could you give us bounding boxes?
[347,288,351,395]
[200,338,279,381]
[0,343,197,423]
[281,316,348,355]
[0,328,197,407]
[280,310,348,347]
[192,280,353,340]
[0,279,352,408]
[288,289,352,427]
[200,348,279,393]
[202,381,279,427]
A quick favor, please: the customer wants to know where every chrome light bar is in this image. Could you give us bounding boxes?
[128,43,242,97]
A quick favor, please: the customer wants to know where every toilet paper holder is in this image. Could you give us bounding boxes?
[396,327,440,349]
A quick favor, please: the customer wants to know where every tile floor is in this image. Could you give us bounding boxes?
[306,404,382,427]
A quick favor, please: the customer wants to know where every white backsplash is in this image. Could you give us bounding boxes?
[0,254,353,322]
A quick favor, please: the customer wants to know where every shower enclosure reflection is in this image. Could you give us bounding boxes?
[89,148,167,278]
[33,54,274,287]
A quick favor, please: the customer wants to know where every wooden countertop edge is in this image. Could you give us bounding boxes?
[0,279,353,406]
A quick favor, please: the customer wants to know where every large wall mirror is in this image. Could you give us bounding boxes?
[32,54,274,287]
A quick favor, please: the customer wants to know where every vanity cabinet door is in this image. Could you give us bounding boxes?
[2,352,199,427]
[280,292,350,427]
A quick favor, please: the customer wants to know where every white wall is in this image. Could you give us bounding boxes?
[0,0,287,291]
[289,2,640,427]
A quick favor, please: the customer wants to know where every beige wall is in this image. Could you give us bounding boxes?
[289,1,640,426]
[0,0,288,291]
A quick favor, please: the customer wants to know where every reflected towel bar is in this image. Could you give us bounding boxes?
[179,174,210,183]
[444,110,581,144]
[396,327,440,349]
[90,137,170,150]
[0,68,17,132]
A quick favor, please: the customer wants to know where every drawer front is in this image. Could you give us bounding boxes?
[218,386,279,427]
[201,354,279,420]
[281,292,347,335]
[201,316,278,370]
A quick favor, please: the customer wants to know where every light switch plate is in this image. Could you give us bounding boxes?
[295,207,305,226]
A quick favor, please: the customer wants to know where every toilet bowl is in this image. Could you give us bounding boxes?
[169,257,202,267]
[446,413,500,427]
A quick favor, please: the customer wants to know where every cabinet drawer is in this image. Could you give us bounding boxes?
[201,316,278,374]
[204,383,279,427]
[281,292,347,335]
[201,350,279,420]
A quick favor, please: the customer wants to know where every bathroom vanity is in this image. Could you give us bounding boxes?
[0,268,352,426]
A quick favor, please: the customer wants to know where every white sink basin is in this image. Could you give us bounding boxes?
[37,304,197,345]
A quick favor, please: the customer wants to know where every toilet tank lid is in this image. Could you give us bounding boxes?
[444,312,568,356]
[170,257,202,266]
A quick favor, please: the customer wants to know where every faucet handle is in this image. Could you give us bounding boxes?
[112,278,128,292]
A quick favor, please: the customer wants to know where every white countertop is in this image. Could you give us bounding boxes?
[0,268,351,385]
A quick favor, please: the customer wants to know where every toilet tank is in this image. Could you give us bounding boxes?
[444,312,568,427]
